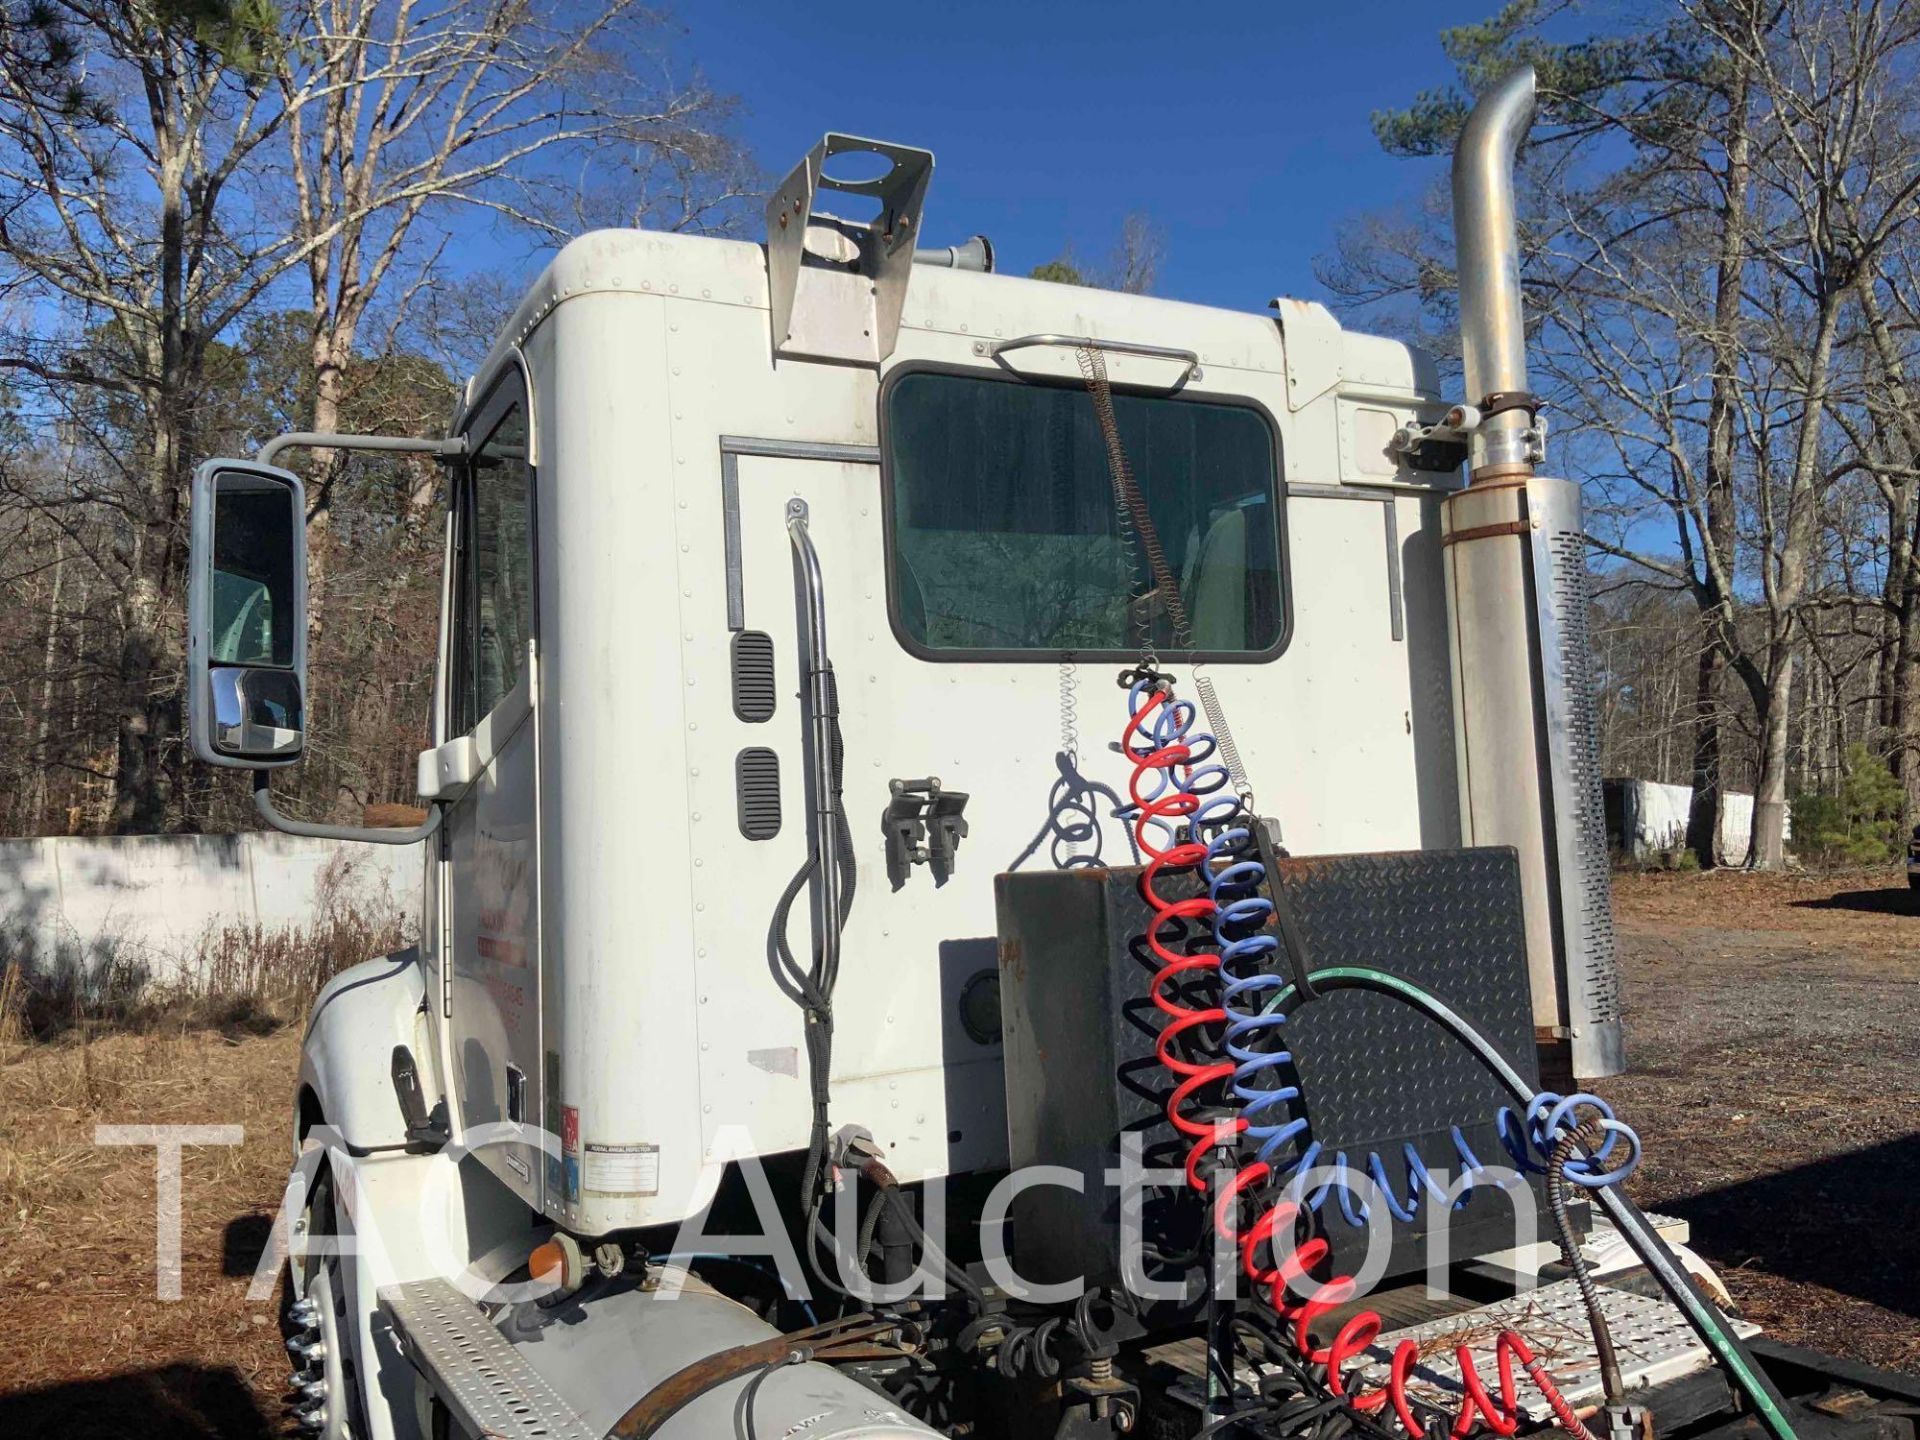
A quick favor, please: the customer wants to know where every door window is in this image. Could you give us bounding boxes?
[472,406,533,718]
[452,383,534,733]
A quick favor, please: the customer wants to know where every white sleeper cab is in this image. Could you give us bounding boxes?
[184,90,1889,1440]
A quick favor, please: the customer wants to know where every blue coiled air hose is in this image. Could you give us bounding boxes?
[1125,688,1796,1440]
[1131,680,1629,1224]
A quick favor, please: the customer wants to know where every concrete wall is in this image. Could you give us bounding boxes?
[0,831,421,983]
[1603,777,1790,863]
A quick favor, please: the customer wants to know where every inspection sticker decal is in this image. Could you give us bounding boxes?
[584,1142,659,1196]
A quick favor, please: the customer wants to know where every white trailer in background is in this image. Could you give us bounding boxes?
[1601,779,1781,866]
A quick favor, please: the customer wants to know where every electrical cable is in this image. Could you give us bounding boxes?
[1192,1310,1409,1440]
[1124,682,1538,1215]
[1072,338,1789,1440]
[1207,1095,1600,1439]
[1547,1122,1625,1404]
[1076,339,1522,1225]
[737,1354,800,1440]
[1123,680,1240,1193]
[845,1182,984,1306]
[970,1286,1137,1381]
[1074,339,1355,1434]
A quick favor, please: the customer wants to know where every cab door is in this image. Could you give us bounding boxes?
[442,368,545,1207]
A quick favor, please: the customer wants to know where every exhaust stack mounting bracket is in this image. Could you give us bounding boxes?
[766,133,933,367]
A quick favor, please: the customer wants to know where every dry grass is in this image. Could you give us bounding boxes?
[0,868,1913,1435]
[1602,865,1920,1373]
[1609,865,1917,958]
[0,853,410,1435]
[0,1024,302,1436]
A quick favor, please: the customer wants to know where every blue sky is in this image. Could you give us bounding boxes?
[689,0,1507,315]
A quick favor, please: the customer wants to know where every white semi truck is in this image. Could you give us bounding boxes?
[185,70,1918,1440]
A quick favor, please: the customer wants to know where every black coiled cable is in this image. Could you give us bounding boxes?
[962,1288,1135,1381]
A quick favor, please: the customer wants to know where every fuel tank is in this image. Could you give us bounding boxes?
[503,1268,938,1440]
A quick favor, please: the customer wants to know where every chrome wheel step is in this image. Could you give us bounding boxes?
[377,1278,596,1440]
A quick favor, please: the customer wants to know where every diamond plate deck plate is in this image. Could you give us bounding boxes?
[1106,848,1545,1277]
[1150,1280,1755,1422]
[997,850,1547,1291]
[1270,851,1537,1143]
[1361,1278,1759,1419]
[1615,1212,1686,1245]
[379,1279,597,1440]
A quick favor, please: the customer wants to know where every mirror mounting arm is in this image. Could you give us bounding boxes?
[256,431,468,468]
[252,772,443,846]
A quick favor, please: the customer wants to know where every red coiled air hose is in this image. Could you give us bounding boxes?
[1125,690,1591,1440]
[1125,689,1243,1190]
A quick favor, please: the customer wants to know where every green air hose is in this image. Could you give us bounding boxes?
[1260,966,1799,1440]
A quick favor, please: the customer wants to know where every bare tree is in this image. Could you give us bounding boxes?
[1327,0,1920,868]
[1718,0,1920,865]
[1104,214,1165,296]
[271,0,753,581]
[0,0,749,833]
[0,2,288,829]
[1680,0,1761,869]
[1830,167,1920,818]
[1029,212,1167,294]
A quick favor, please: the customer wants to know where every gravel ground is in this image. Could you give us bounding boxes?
[0,869,1914,1437]
[1598,868,1920,1374]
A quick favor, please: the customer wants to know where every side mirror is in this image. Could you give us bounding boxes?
[187,460,308,768]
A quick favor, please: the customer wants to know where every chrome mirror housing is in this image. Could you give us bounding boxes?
[208,665,305,761]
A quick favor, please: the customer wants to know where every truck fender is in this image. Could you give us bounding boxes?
[296,948,429,1155]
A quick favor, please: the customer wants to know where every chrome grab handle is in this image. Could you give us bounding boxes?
[984,332,1202,389]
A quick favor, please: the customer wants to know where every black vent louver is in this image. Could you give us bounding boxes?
[732,631,776,723]
[737,747,781,840]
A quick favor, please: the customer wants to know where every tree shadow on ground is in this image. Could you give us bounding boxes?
[0,1363,275,1438]
[1787,886,1919,917]
[1668,1131,1920,1320]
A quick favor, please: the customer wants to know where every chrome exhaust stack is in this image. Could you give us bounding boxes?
[1453,65,1539,482]
[1441,67,1625,1080]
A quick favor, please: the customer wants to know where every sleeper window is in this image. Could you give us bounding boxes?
[883,370,1283,657]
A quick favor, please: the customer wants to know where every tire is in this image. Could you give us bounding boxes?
[286,1159,364,1440]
